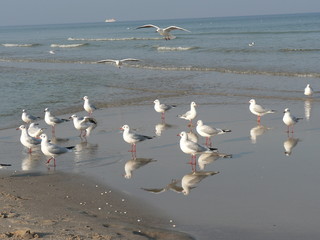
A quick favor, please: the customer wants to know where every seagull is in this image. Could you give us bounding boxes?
[83,96,97,116]
[16,125,41,153]
[181,171,219,195]
[196,120,231,146]
[304,84,314,96]
[283,108,303,133]
[136,24,191,40]
[120,125,154,156]
[248,42,255,47]
[44,108,69,135]
[123,158,156,179]
[28,123,45,138]
[178,101,197,126]
[49,50,55,55]
[178,131,218,166]
[21,109,40,124]
[153,99,176,120]
[249,99,276,123]
[40,133,74,167]
[69,114,97,138]
[97,58,139,68]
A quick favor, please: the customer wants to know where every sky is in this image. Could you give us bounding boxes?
[1,0,320,26]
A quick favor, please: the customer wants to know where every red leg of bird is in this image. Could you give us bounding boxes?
[257,116,261,123]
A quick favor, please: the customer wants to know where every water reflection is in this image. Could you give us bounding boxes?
[283,137,300,156]
[141,170,219,195]
[198,152,232,170]
[154,122,174,136]
[74,141,99,163]
[250,124,271,144]
[304,99,312,121]
[21,152,43,171]
[123,157,156,179]
[141,179,183,194]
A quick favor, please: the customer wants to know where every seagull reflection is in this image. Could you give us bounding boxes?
[250,124,271,144]
[154,122,173,136]
[181,171,219,195]
[123,158,156,179]
[198,152,232,170]
[74,141,99,163]
[283,137,300,156]
[304,99,312,121]
[21,152,43,171]
[141,179,183,194]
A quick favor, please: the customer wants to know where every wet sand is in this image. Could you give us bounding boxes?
[2,92,320,240]
[0,170,194,239]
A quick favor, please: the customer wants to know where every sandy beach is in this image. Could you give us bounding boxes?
[2,92,320,240]
[0,170,194,240]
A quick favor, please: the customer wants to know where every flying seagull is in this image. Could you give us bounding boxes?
[136,24,190,40]
[97,58,139,68]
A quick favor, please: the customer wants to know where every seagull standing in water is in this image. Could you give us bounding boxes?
[153,99,176,120]
[69,114,97,138]
[283,108,303,133]
[16,125,41,153]
[21,109,40,124]
[196,120,231,146]
[40,133,74,167]
[178,101,197,126]
[44,108,69,136]
[136,24,191,40]
[249,99,276,123]
[120,124,154,157]
[304,84,314,96]
[97,58,139,68]
[83,96,97,116]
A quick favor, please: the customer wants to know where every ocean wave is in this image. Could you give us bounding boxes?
[50,43,89,48]
[1,43,40,47]
[68,37,161,41]
[156,46,198,51]
[280,48,320,52]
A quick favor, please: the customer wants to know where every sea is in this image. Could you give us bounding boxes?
[1,12,320,129]
[1,13,320,240]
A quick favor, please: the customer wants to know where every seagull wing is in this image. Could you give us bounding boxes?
[253,104,268,114]
[164,26,191,32]
[120,58,140,62]
[136,24,160,30]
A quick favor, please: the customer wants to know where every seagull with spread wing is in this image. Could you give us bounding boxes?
[136,24,190,40]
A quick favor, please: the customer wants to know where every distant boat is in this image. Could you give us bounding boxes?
[105,18,116,23]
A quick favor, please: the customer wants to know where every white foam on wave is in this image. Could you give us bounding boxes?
[50,43,88,48]
[2,43,39,47]
[68,37,161,41]
[156,46,197,51]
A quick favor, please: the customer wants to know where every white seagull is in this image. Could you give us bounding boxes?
[249,99,276,123]
[283,108,303,133]
[69,114,97,138]
[181,171,219,195]
[178,131,217,165]
[196,120,231,146]
[153,99,176,120]
[97,58,139,68]
[21,109,40,124]
[83,96,97,116]
[120,125,154,155]
[28,123,45,138]
[136,24,191,40]
[40,133,74,167]
[44,108,69,135]
[304,84,314,96]
[178,101,197,126]
[16,125,41,153]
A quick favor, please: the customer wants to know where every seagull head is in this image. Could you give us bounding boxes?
[249,99,256,104]
[284,108,290,113]
[16,125,26,131]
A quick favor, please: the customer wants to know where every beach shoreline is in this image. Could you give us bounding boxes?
[0,170,194,240]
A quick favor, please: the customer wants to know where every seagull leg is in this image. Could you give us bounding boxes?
[257,116,261,123]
